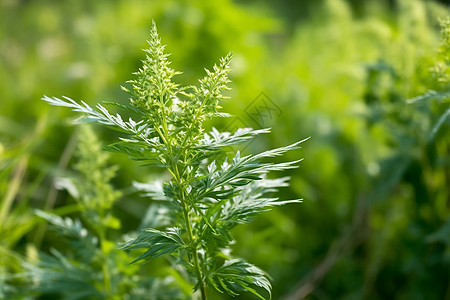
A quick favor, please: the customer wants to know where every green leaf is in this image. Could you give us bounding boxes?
[103,100,146,116]
[407,90,450,104]
[192,138,308,202]
[104,139,163,165]
[206,259,272,299]
[199,127,271,150]
[428,107,450,142]
[218,177,301,228]
[133,180,171,201]
[120,227,185,263]
[42,96,155,136]
[34,210,98,261]
[23,249,103,299]
[34,210,94,242]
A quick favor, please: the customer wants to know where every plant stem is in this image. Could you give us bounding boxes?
[160,101,208,299]
[174,164,208,300]
[0,156,28,226]
[99,230,113,299]
[182,201,208,300]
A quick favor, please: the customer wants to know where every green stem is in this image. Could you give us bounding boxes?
[175,166,207,300]
[0,156,28,226]
[182,198,208,300]
[99,229,113,299]
[158,101,208,300]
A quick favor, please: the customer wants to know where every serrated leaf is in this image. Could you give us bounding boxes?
[23,249,103,299]
[34,210,98,261]
[199,127,271,150]
[407,89,450,104]
[103,100,146,116]
[218,177,301,228]
[191,138,308,203]
[120,227,185,263]
[133,180,170,201]
[206,259,272,300]
[35,210,90,240]
[428,106,450,142]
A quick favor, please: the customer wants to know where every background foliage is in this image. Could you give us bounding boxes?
[1,0,449,299]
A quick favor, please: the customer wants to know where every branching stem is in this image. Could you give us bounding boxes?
[162,100,208,299]
[174,164,208,300]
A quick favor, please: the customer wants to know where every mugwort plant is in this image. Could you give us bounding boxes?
[43,22,307,299]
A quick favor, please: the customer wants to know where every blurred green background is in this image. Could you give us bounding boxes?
[1,0,449,299]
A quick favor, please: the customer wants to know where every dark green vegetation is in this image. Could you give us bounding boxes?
[1,0,449,299]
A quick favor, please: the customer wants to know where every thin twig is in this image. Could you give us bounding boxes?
[33,131,78,247]
[280,196,369,300]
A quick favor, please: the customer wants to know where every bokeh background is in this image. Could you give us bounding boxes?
[1,0,449,299]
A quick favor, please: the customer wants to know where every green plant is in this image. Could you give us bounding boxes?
[24,125,184,300]
[43,22,307,299]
